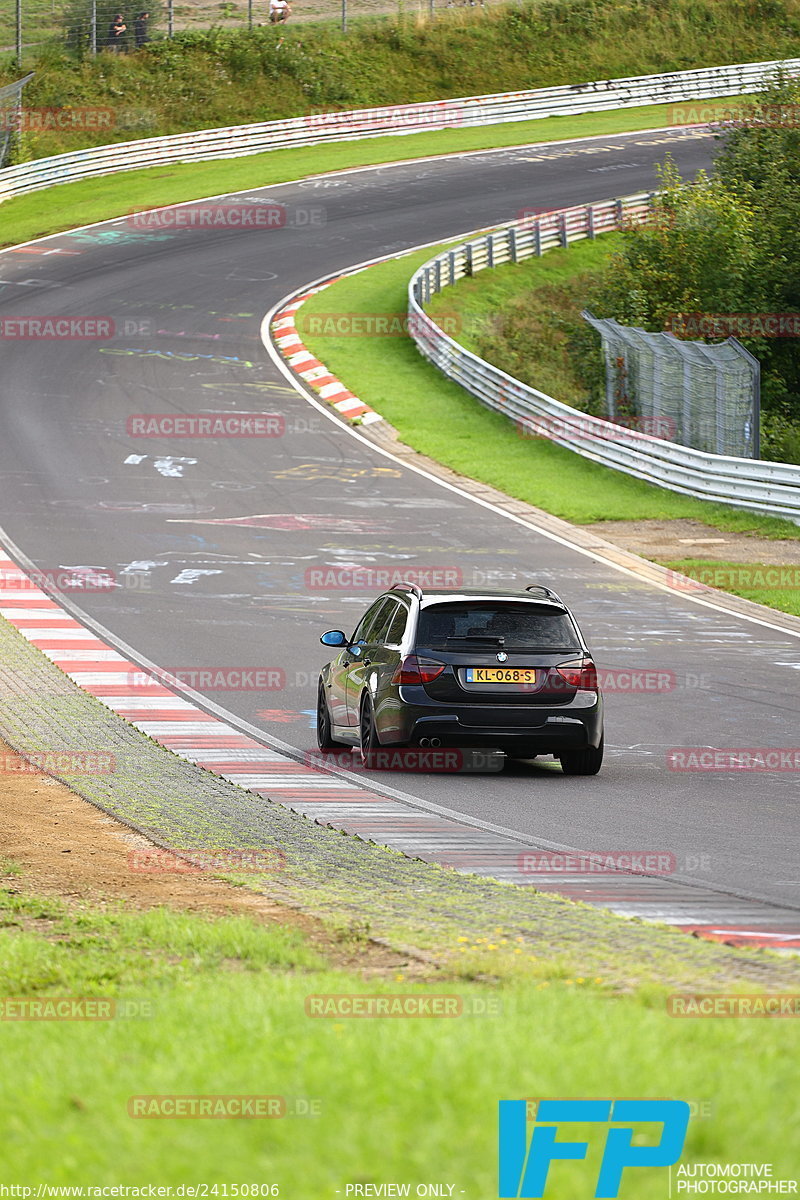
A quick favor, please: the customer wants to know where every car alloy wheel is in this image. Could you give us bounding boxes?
[317,683,343,750]
[359,696,380,767]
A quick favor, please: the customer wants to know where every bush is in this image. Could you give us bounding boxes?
[760,407,800,463]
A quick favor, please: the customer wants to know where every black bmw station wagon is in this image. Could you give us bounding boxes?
[317,584,604,775]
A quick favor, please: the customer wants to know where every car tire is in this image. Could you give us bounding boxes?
[559,737,604,776]
[359,695,381,766]
[317,682,345,750]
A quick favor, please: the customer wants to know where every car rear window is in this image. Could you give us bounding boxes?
[416,602,580,651]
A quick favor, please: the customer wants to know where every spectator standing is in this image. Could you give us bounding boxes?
[107,12,127,50]
[134,11,150,46]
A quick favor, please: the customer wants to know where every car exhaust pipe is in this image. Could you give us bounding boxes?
[429,737,441,748]
[419,737,430,747]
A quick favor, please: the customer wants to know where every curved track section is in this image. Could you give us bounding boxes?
[1,127,799,945]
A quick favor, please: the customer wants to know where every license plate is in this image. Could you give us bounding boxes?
[465,667,537,685]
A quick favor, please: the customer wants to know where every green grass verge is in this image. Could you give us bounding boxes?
[1,877,799,1187]
[0,99,743,249]
[427,233,616,356]
[661,559,800,617]
[299,242,800,539]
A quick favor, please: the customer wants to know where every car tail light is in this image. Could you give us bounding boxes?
[392,655,446,685]
[554,657,598,690]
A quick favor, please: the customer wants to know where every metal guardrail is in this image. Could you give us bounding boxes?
[407,195,800,523]
[1,57,798,204]
[0,74,34,104]
[0,74,33,169]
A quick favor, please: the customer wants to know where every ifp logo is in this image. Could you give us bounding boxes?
[498,1099,690,1197]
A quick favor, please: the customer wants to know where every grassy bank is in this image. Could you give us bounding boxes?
[2,873,799,1187]
[299,243,800,541]
[2,0,800,158]
[426,233,615,407]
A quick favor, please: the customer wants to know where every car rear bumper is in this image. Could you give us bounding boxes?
[385,691,603,751]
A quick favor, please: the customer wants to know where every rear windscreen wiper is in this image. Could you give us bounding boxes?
[503,646,580,653]
[445,635,505,645]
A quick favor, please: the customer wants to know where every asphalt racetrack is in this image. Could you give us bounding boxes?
[1,125,798,929]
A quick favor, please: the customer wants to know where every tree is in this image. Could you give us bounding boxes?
[591,157,757,331]
[586,86,800,456]
[713,75,800,415]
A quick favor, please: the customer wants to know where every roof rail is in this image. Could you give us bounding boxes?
[525,584,565,605]
[396,581,423,600]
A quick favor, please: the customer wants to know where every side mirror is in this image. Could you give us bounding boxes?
[320,630,347,647]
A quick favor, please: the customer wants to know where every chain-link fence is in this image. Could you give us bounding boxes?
[583,311,761,458]
[0,72,31,164]
[0,0,490,62]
